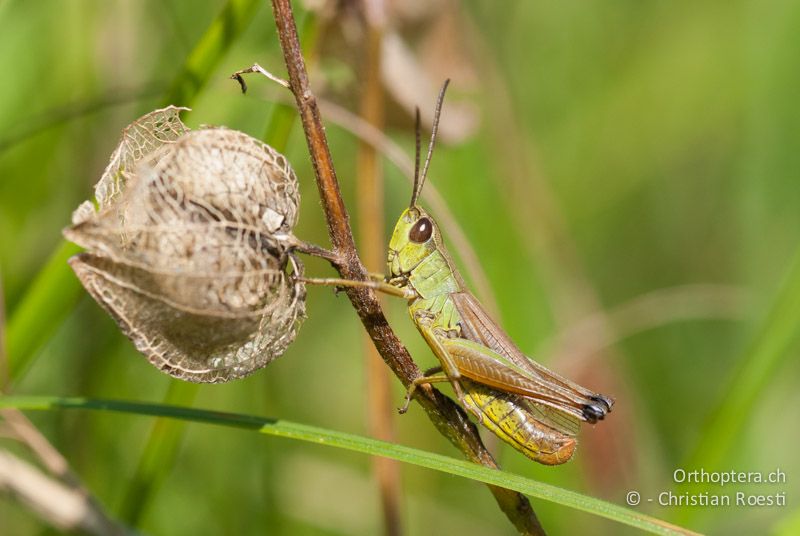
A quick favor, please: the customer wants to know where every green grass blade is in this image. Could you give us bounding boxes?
[5,241,82,382]
[162,0,262,107]
[686,249,800,467]
[677,249,800,525]
[118,381,198,524]
[0,395,700,536]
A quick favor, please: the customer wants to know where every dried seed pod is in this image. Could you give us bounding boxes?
[64,106,306,383]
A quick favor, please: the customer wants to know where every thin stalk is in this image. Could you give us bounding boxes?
[269,1,544,533]
[356,3,403,534]
[677,249,800,526]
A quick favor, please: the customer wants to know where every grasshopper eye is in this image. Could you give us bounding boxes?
[409,217,433,243]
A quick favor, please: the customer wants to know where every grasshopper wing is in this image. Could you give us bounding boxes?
[451,292,613,423]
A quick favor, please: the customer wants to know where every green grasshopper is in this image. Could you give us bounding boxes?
[305,81,613,465]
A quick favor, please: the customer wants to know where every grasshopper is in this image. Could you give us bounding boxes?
[304,81,613,465]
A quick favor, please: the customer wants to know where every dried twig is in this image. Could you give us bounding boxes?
[0,411,129,535]
[1,272,126,534]
[267,0,544,533]
[355,3,403,534]
[0,450,129,535]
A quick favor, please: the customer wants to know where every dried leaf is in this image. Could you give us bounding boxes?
[64,107,305,383]
[92,106,191,214]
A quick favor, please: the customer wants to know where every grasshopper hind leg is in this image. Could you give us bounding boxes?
[461,380,579,465]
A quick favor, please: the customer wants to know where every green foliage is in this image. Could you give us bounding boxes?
[0,396,696,536]
[1,1,798,534]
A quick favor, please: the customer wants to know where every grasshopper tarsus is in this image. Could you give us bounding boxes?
[398,367,450,414]
[398,380,419,415]
[581,394,614,423]
[592,394,615,412]
[581,405,604,423]
[582,395,614,423]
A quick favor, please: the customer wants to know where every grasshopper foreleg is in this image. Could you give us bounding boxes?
[297,275,414,299]
[396,318,471,414]
[398,366,447,414]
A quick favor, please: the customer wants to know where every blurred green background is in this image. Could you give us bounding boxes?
[1,1,799,535]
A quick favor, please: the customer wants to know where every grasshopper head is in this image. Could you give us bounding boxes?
[387,206,441,277]
[387,80,450,279]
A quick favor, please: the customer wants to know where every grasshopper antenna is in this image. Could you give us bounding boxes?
[410,107,422,207]
[410,79,450,208]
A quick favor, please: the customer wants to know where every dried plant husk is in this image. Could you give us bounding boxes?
[64,106,306,383]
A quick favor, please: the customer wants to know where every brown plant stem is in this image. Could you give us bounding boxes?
[269,0,544,533]
[356,3,403,534]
